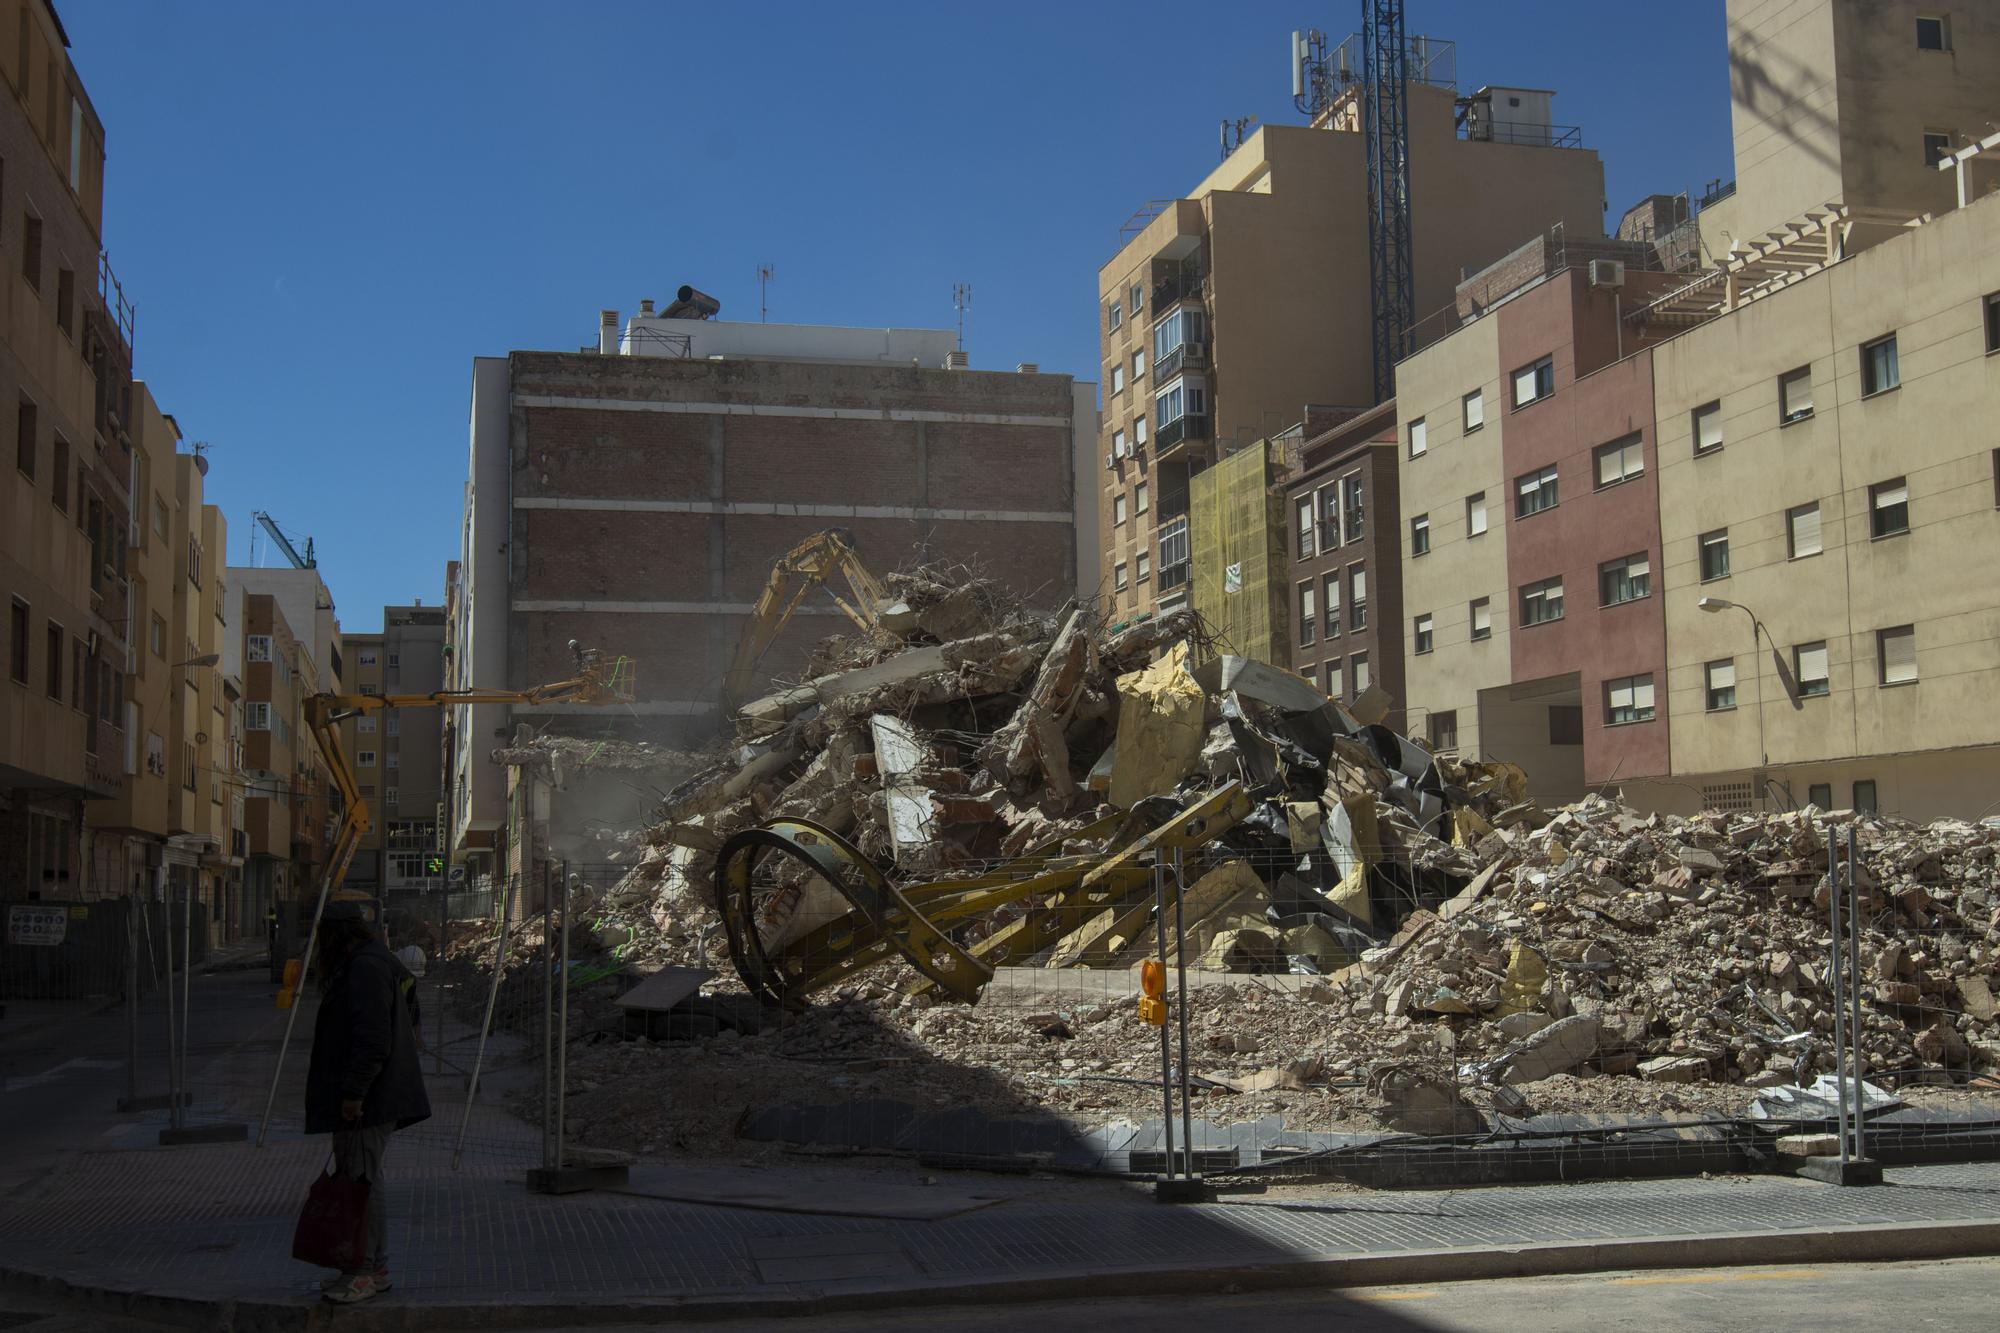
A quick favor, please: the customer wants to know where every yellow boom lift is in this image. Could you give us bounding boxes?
[723,527,889,708]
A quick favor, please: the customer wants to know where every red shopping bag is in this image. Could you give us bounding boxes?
[291,1162,372,1270]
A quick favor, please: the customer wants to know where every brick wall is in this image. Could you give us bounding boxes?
[504,351,1079,744]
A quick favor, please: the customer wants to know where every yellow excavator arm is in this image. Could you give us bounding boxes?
[724,527,887,708]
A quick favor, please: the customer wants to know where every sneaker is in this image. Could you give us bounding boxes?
[319,1269,391,1293]
[322,1272,388,1304]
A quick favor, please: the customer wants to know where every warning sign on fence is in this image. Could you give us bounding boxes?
[7,904,69,947]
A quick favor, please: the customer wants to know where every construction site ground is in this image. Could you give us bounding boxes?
[9,968,2000,1330]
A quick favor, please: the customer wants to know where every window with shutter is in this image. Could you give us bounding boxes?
[1470,597,1492,641]
[1870,478,1909,537]
[1413,613,1434,655]
[1466,492,1488,536]
[1794,641,1830,697]
[1705,659,1737,711]
[1408,417,1427,458]
[1692,401,1723,454]
[1787,503,1822,558]
[1779,366,1814,421]
[1878,625,1917,684]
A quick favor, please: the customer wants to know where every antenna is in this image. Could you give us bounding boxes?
[951,283,972,351]
[757,262,774,323]
[1292,27,1331,119]
[1220,115,1258,160]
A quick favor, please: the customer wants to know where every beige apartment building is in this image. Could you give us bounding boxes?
[0,0,132,901]
[1095,50,1606,626]
[1700,0,2000,260]
[1634,190,2000,819]
[339,602,446,895]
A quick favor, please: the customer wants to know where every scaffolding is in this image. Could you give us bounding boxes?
[1189,441,1286,665]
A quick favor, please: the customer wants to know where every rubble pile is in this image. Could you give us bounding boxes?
[462,563,2000,1157]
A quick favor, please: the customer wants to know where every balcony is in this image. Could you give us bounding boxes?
[1158,560,1191,592]
[1150,272,1206,315]
[1153,338,1209,383]
[1153,413,1211,461]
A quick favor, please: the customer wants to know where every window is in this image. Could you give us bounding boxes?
[1698,659,1737,712]
[1794,641,1830,698]
[1599,552,1650,605]
[1869,478,1909,537]
[16,398,35,479]
[1152,307,1205,363]
[1134,414,1148,447]
[247,635,272,662]
[8,600,27,684]
[1324,659,1342,698]
[1549,705,1584,746]
[1317,486,1339,551]
[1111,364,1125,395]
[55,264,75,338]
[50,435,66,511]
[1106,300,1121,332]
[1520,576,1564,626]
[1295,496,1316,558]
[187,537,202,588]
[386,751,400,770]
[1154,376,1206,428]
[357,750,378,767]
[1428,710,1458,752]
[1348,565,1367,629]
[1410,513,1430,556]
[1994,449,2000,507]
[1136,552,1150,582]
[1511,355,1554,407]
[1878,624,1917,685]
[1923,130,1953,168]
[357,717,378,735]
[1786,502,1822,558]
[1159,516,1189,577]
[1131,350,1145,382]
[1351,652,1371,694]
[149,614,165,658]
[1340,474,1364,542]
[1128,281,1143,315]
[1413,613,1434,656]
[1113,562,1128,592]
[21,212,40,290]
[1987,292,2000,355]
[1408,416,1427,458]
[1298,583,1316,645]
[1594,434,1644,488]
[1462,389,1484,432]
[1469,597,1492,641]
[1779,366,1814,422]
[1808,782,1833,809]
[1692,401,1723,455]
[1466,491,1488,537]
[1113,492,1127,525]
[44,623,61,700]
[183,743,196,791]
[385,786,400,809]
[360,783,376,799]
[1604,673,1656,725]
[1917,13,1950,49]
[152,496,169,540]
[247,702,270,730]
[357,650,378,668]
[1515,465,1559,517]
[1699,529,1731,582]
[1112,428,1127,459]
[1135,482,1148,514]
[1860,335,1900,396]
[1323,572,1341,637]
[1853,780,1878,814]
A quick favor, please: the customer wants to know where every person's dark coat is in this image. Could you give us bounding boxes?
[305,939,431,1134]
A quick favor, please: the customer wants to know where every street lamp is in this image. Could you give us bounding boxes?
[1697,595,1769,777]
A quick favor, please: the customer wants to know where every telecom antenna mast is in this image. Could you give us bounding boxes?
[1291,28,1332,119]
[951,283,972,351]
[757,262,774,322]
[1362,0,1414,404]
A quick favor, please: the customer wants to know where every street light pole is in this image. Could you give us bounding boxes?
[1698,596,1769,804]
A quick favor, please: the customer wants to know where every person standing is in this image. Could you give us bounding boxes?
[303,900,430,1305]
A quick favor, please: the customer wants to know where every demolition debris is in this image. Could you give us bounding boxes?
[456,565,2000,1162]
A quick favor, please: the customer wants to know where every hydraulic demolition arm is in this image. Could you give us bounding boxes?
[723,527,888,708]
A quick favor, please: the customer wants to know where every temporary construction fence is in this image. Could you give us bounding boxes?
[0,894,209,1002]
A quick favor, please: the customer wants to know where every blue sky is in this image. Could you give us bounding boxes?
[60,2,1731,633]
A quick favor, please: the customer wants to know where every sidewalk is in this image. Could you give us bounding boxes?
[7,969,2000,1330]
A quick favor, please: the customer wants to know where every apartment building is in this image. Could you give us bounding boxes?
[1279,402,1402,725]
[446,307,1094,876]
[240,592,329,912]
[1699,0,2000,260]
[338,602,445,894]
[1390,0,2000,820]
[1096,40,1606,625]
[0,0,133,900]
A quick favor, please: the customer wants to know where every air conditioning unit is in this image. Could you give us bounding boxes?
[1588,259,1626,289]
[1105,452,1116,470]
[1187,340,1207,359]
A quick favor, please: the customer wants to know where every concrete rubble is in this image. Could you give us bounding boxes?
[446,564,2000,1158]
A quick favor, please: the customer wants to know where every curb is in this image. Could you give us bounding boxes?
[7,1215,2000,1330]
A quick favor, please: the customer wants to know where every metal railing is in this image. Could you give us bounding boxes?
[1155,414,1210,451]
